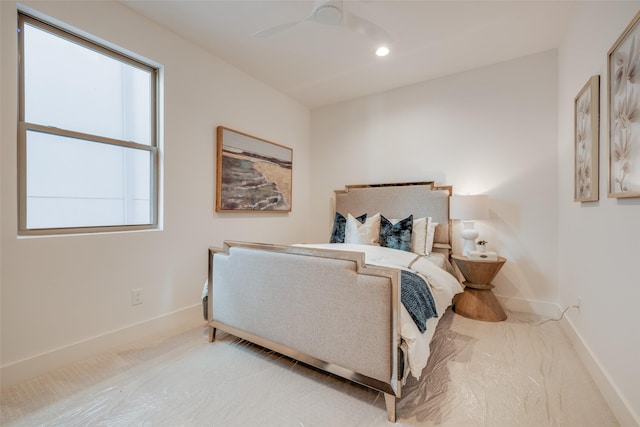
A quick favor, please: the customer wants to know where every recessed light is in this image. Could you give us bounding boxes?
[376,46,390,57]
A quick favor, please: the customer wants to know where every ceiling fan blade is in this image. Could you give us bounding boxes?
[343,10,392,45]
[253,20,304,38]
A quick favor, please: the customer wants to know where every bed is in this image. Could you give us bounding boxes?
[204,181,463,422]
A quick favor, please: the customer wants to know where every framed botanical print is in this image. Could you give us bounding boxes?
[608,11,640,198]
[216,126,292,212]
[575,75,600,202]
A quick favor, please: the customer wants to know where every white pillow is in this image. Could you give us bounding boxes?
[411,217,428,255]
[345,213,381,245]
[425,220,439,254]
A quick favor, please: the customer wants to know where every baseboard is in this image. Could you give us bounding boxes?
[560,316,640,427]
[495,294,562,318]
[0,304,203,391]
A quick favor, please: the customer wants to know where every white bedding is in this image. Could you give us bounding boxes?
[293,243,463,380]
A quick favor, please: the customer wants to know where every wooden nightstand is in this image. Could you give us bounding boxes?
[451,254,507,322]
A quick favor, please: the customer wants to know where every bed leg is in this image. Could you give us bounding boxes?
[384,392,397,423]
[209,326,216,343]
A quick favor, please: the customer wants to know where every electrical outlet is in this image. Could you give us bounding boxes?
[132,288,143,306]
[576,296,582,311]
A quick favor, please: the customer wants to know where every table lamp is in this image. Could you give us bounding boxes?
[450,194,489,257]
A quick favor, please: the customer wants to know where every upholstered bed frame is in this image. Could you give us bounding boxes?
[207,181,452,422]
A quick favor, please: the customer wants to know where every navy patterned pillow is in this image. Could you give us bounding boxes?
[330,212,367,243]
[380,215,413,252]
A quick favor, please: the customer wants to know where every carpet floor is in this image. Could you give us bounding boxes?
[1,308,618,426]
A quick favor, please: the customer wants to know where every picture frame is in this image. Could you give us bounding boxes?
[574,75,600,202]
[216,126,292,212]
[607,11,640,198]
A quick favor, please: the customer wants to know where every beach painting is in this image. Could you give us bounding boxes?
[216,126,292,212]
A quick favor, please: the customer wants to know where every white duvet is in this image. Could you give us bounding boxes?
[294,243,463,380]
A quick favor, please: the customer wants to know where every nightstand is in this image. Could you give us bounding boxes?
[451,254,507,322]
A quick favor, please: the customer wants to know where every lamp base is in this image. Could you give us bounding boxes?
[460,221,479,257]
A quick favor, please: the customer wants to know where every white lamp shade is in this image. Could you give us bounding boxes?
[450,195,489,220]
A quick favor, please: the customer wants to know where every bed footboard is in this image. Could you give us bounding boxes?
[208,241,402,421]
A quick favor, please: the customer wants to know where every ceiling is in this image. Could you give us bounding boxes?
[120,0,579,109]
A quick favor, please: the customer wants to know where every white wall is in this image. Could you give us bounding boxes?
[3,1,638,422]
[558,4,640,425]
[0,1,311,387]
[310,51,560,314]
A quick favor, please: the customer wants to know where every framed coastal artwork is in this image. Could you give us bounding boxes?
[574,75,600,202]
[216,126,292,212]
[608,11,640,198]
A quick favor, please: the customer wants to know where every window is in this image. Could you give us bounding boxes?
[17,13,159,235]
